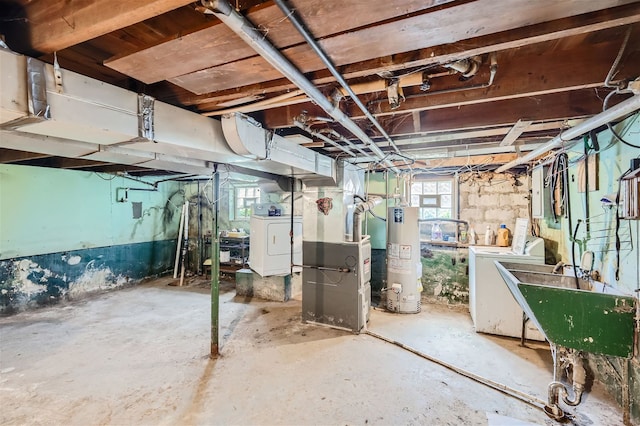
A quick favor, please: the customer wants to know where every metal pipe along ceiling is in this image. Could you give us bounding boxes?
[273,0,401,155]
[293,120,357,157]
[496,94,640,173]
[201,0,400,174]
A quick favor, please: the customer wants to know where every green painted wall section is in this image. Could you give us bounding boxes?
[538,113,640,295]
[0,164,184,260]
[0,240,176,314]
[364,171,398,249]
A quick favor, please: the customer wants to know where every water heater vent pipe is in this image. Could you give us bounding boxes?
[353,196,383,242]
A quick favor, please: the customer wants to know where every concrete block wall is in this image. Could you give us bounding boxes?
[458,172,529,242]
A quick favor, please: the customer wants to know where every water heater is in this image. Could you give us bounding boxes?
[386,206,422,313]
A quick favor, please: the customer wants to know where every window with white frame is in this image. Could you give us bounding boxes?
[410,179,454,219]
[230,185,261,220]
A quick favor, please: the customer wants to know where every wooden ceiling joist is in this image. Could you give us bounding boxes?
[261,38,640,129]
[0,149,51,164]
[178,3,640,110]
[105,0,452,84]
[167,0,635,95]
[13,0,197,54]
[373,89,611,137]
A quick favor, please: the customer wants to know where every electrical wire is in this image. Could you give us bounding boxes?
[604,26,632,90]
[93,171,117,181]
[601,25,640,148]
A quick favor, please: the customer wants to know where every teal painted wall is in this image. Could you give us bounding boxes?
[0,164,185,313]
[537,112,640,423]
[0,164,184,259]
[538,113,639,295]
[364,171,397,249]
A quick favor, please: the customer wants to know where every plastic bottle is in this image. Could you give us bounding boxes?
[468,228,477,245]
[484,225,494,246]
[497,224,510,247]
[432,222,442,240]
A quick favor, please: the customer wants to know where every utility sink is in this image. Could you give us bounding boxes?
[495,261,637,358]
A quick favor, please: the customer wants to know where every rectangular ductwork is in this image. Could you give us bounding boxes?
[0,49,28,125]
[15,57,140,145]
[221,113,336,181]
[0,49,336,180]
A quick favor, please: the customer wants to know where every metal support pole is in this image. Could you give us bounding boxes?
[211,171,220,358]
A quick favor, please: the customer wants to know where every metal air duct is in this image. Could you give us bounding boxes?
[0,49,336,180]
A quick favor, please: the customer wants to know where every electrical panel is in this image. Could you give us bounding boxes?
[531,166,551,219]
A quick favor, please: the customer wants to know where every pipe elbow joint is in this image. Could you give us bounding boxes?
[552,261,565,274]
[201,0,232,15]
[563,384,584,407]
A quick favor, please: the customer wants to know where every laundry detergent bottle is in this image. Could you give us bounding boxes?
[496,224,510,247]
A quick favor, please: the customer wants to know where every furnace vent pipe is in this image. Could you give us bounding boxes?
[201,0,399,173]
[273,0,401,155]
[496,93,640,173]
[353,196,383,242]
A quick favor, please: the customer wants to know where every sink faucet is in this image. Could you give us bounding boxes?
[552,261,565,274]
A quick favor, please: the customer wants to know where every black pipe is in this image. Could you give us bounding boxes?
[290,176,294,278]
[583,136,590,236]
[571,220,581,289]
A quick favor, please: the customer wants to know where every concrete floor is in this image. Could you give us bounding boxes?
[0,276,625,426]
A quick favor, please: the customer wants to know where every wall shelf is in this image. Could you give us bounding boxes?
[220,235,250,268]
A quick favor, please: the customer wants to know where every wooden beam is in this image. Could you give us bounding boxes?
[12,157,107,169]
[500,120,533,146]
[261,39,638,128]
[105,0,453,84]
[0,149,51,164]
[18,0,196,54]
[182,2,640,109]
[79,164,155,174]
[374,121,569,149]
[412,153,519,169]
[171,0,637,95]
[372,89,611,137]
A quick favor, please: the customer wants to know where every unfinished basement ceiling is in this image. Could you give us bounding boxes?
[1,0,639,174]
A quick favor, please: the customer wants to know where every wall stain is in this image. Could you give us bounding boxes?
[0,240,177,315]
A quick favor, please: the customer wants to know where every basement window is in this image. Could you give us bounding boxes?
[411,179,454,219]
[230,185,261,220]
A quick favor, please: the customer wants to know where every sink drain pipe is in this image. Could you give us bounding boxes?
[545,349,586,420]
[365,330,547,410]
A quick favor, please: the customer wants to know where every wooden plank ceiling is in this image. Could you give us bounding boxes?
[1,0,639,173]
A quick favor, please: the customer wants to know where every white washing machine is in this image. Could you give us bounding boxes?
[469,238,546,341]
